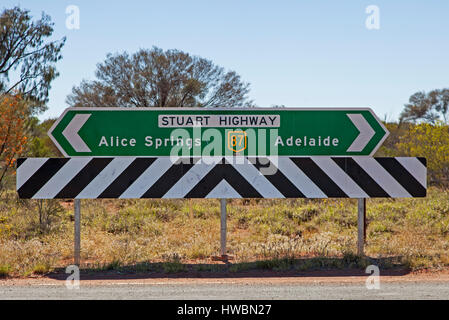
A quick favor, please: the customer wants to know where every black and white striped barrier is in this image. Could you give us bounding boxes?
[16,156,426,199]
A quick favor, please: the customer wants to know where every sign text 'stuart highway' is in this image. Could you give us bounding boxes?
[48,107,389,157]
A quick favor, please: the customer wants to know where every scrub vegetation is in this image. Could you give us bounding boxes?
[0,187,448,277]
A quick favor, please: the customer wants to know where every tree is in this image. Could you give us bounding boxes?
[0,7,66,113]
[0,94,29,191]
[26,117,61,157]
[428,89,449,123]
[67,47,253,108]
[400,89,449,124]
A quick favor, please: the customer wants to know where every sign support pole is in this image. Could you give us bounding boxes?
[74,199,81,266]
[357,198,366,256]
[220,198,227,258]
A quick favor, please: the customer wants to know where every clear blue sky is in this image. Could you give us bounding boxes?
[3,0,449,121]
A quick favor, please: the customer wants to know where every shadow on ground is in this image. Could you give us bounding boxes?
[44,256,411,280]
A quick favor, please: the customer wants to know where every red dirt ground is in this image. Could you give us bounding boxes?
[2,268,449,286]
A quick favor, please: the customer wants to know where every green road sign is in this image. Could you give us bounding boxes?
[48,107,389,157]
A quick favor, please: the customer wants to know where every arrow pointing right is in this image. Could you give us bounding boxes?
[346,113,375,152]
[62,114,92,153]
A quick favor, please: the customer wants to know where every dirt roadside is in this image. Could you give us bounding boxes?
[2,268,449,286]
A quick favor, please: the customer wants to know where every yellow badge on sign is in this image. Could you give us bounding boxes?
[227,130,247,153]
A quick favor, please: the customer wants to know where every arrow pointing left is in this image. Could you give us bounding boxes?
[62,114,92,153]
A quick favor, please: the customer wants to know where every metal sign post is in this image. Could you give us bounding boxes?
[357,198,366,256]
[74,199,81,266]
[220,198,227,258]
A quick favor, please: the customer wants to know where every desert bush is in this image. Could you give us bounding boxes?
[397,122,449,186]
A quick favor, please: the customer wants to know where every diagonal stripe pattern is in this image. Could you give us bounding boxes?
[16,157,427,199]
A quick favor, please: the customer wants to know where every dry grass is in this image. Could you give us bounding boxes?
[0,187,448,276]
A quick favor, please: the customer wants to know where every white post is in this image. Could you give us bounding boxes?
[220,198,227,257]
[74,199,81,266]
[357,198,366,256]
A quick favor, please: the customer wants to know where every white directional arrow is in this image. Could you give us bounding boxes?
[62,114,92,153]
[346,113,375,152]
